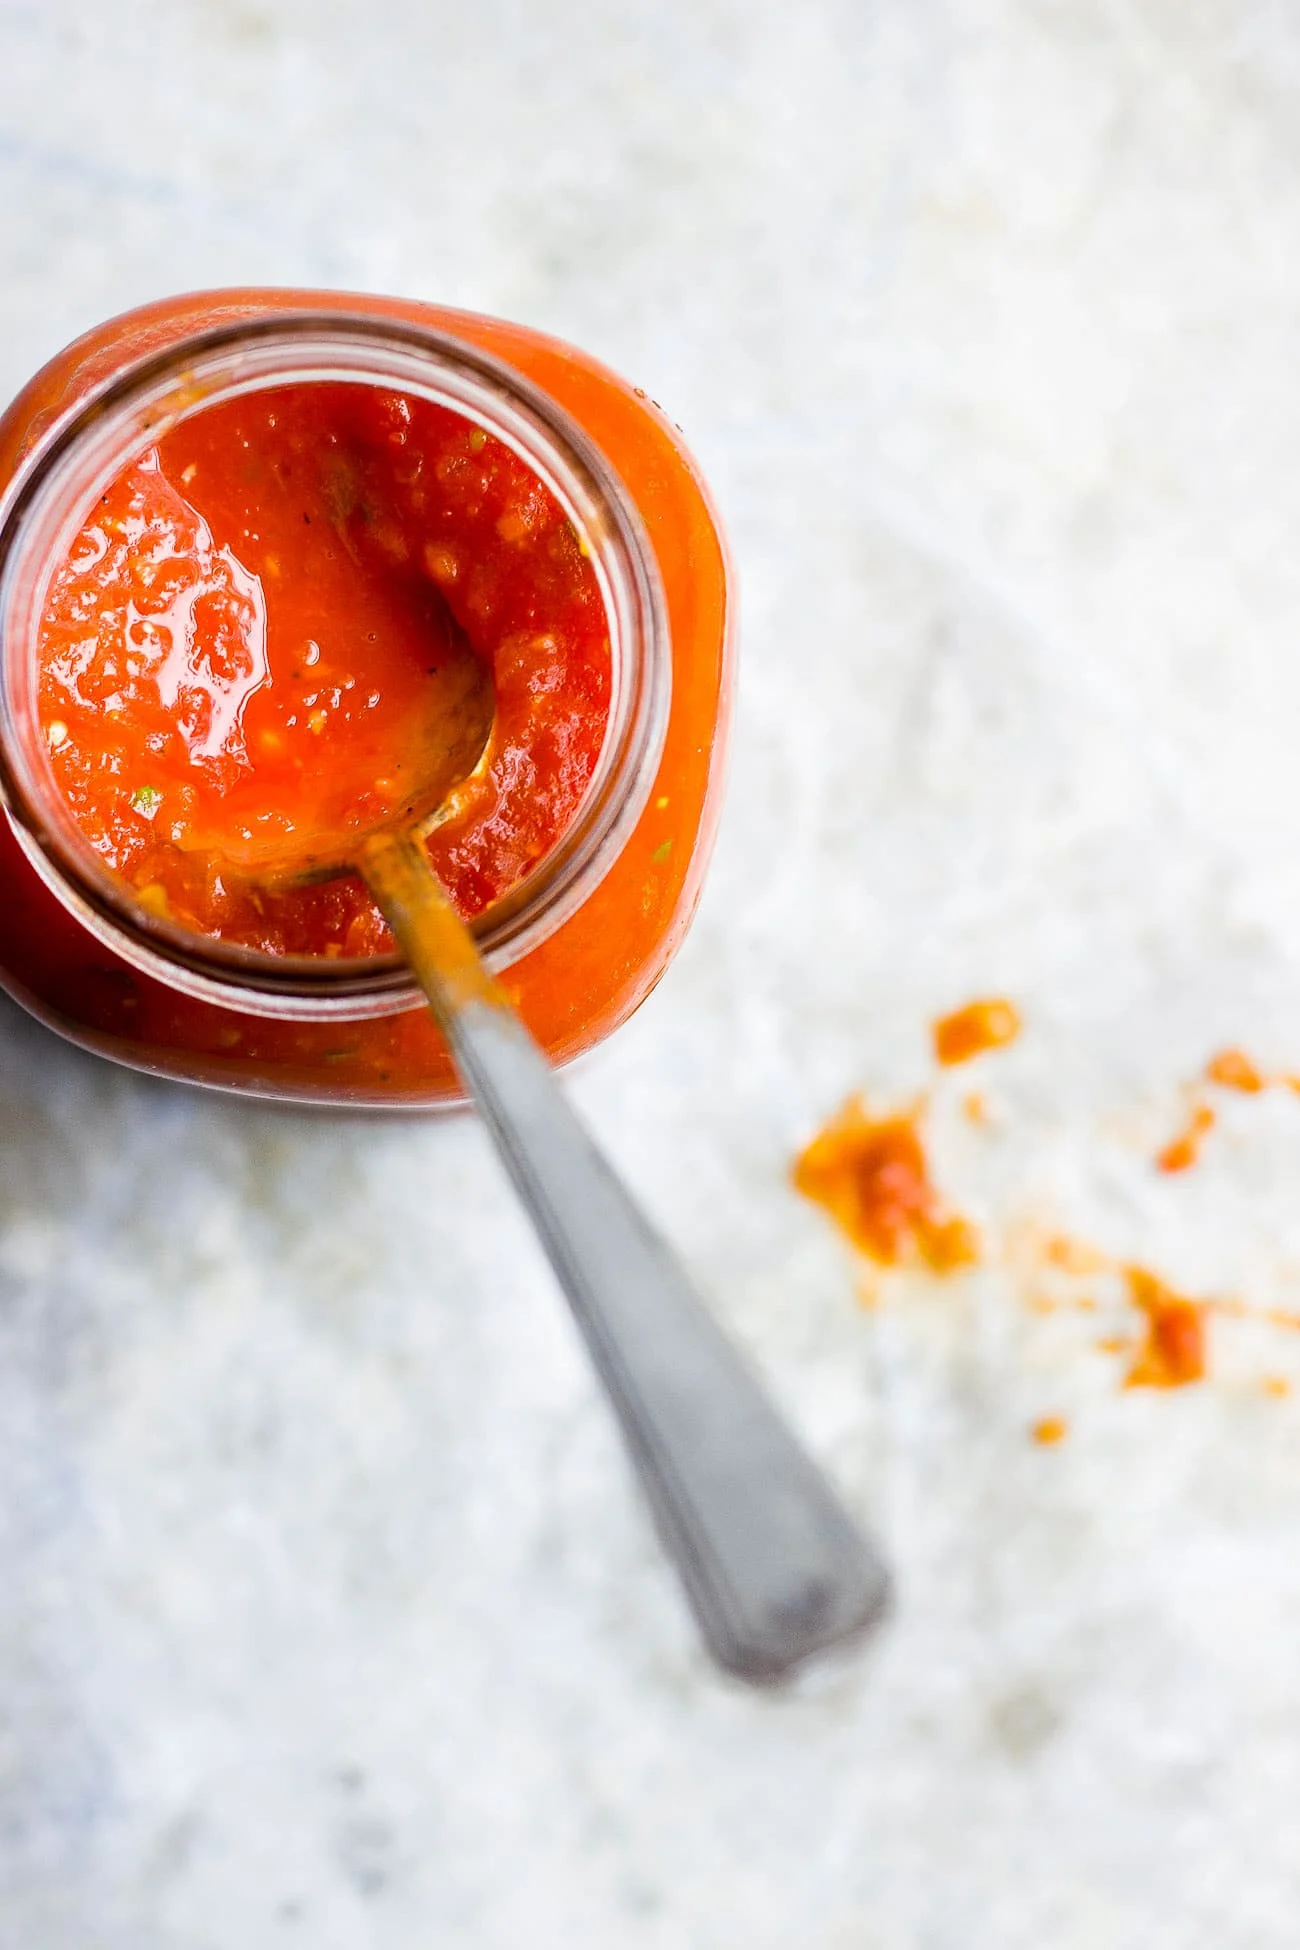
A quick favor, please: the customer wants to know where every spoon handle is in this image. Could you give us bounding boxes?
[361,831,890,1682]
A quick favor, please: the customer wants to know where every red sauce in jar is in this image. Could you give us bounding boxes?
[37,382,610,955]
[0,289,733,1106]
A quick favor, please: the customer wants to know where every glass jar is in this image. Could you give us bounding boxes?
[0,291,733,1106]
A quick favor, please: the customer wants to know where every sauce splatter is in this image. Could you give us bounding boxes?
[933,997,1021,1067]
[1123,1267,1208,1389]
[1031,1416,1069,1445]
[1205,1048,1266,1094]
[792,1097,979,1273]
[795,1012,1300,1412]
[1038,1241,1209,1391]
[1154,1047,1286,1172]
[1157,1101,1217,1175]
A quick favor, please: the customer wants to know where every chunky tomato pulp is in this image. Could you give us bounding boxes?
[0,291,731,1105]
[38,383,610,956]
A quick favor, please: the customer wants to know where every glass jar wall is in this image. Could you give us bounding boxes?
[0,291,733,1106]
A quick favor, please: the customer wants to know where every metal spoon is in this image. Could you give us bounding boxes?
[227,624,890,1682]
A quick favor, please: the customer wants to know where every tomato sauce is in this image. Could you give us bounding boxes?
[1155,1047,1288,1172]
[932,997,1021,1067]
[0,291,733,1104]
[1123,1266,1208,1389]
[1156,1101,1216,1174]
[1205,1047,1266,1094]
[792,1096,979,1274]
[792,1018,1300,1413]
[37,383,609,956]
[1031,1416,1069,1445]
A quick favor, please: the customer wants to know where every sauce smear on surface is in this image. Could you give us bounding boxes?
[792,1096,979,1273]
[933,997,1021,1067]
[1155,1047,1285,1172]
[1123,1266,1208,1389]
[1156,1101,1217,1175]
[791,1011,1300,1414]
[1031,1416,1069,1445]
[1205,1048,1267,1094]
[37,383,611,955]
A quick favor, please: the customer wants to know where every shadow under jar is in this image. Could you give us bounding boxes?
[0,291,733,1106]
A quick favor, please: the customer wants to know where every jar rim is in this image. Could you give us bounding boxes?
[0,310,671,1020]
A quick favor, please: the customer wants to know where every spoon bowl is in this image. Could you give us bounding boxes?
[178,602,496,890]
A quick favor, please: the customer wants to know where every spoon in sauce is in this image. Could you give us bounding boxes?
[216,610,890,1683]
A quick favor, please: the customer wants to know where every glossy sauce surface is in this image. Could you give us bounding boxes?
[0,288,733,1104]
[37,383,610,955]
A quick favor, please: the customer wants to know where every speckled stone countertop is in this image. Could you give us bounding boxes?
[4,3,1300,1944]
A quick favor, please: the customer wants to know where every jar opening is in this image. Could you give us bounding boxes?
[0,314,669,1020]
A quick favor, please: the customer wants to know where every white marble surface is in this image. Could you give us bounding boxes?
[5,1,1300,1943]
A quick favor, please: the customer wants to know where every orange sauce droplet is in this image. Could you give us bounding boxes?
[1123,1266,1208,1388]
[1156,1046,1300,1174]
[1156,1100,1216,1174]
[1031,1416,1069,1445]
[933,997,1022,1067]
[1205,1048,1267,1094]
[1261,1376,1291,1399]
[792,1096,979,1273]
